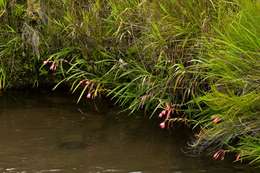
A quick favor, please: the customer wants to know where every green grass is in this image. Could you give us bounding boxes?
[190,0,260,164]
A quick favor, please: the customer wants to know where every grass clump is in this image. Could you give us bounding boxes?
[191,0,260,164]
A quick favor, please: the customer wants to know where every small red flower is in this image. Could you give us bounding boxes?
[159,122,166,129]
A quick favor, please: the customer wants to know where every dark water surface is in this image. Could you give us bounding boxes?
[0,91,258,173]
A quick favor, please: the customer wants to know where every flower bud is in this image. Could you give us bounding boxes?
[86,93,91,99]
[50,62,57,72]
[161,110,166,115]
[235,154,241,162]
[50,63,55,70]
[159,122,166,129]
[212,149,225,160]
[212,116,222,124]
[80,80,84,84]
[85,80,90,85]
[43,60,49,65]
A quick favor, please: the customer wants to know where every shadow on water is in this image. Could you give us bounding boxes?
[0,90,259,173]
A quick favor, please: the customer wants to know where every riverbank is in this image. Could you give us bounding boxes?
[0,0,259,166]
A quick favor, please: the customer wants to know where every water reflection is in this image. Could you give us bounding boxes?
[0,91,258,173]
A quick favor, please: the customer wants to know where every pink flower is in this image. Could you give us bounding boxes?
[80,80,90,86]
[159,110,167,118]
[50,62,57,72]
[211,116,222,124]
[159,122,166,129]
[84,80,90,85]
[86,93,91,99]
[50,63,54,70]
[43,60,50,65]
[235,154,241,162]
[213,149,225,160]
[80,80,85,86]
[161,110,166,115]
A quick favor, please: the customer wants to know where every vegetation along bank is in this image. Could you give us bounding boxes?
[0,0,259,166]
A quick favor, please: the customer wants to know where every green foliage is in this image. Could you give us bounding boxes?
[191,0,260,163]
[0,0,7,17]
[0,65,6,90]
[43,0,215,113]
[237,137,260,165]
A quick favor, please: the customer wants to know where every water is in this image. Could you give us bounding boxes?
[0,91,258,173]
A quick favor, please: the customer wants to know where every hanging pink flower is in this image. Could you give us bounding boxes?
[235,154,241,162]
[212,149,225,160]
[159,122,166,129]
[162,110,167,115]
[159,109,167,118]
[49,62,57,72]
[84,80,90,85]
[80,80,91,86]
[86,93,92,99]
[43,60,50,65]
